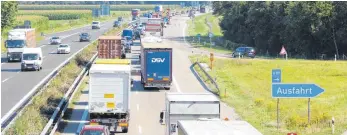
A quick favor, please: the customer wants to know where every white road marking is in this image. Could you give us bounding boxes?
[137,104,140,111]
[77,105,89,133]
[2,78,10,83]
[42,56,45,59]
[40,45,46,48]
[173,76,181,93]
[61,32,80,39]
[50,50,56,54]
[138,125,142,134]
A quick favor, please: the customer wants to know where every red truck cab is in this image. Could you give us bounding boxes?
[78,125,110,135]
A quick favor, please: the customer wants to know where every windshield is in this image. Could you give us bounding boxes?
[59,45,68,48]
[92,22,99,24]
[81,33,89,36]
[81,130,104,135]
[52,37,60,39]
[6,40,25,48]
[22,53,38,60]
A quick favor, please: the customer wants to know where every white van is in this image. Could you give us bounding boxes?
[21,48,43,71]
[92,21,101,29]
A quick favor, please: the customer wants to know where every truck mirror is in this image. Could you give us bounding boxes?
[160,111,164,119]
[39,57,42,60]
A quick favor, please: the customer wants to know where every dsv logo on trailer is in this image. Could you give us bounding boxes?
[152,58,165,63]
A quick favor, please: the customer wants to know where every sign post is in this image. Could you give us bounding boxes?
[210,53,214,70]
[279,45,287,60]
[208,32,213,48]
[272,69,281,131]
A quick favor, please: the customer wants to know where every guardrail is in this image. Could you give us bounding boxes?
[193,62,220,96]
[42,28,127,135]
[1,23,132,134]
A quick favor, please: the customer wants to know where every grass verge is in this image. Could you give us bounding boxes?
[4,23,128,135]
[186,13,239,54]
[189,55,347,135]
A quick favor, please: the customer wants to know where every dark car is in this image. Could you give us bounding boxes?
[232,47,256,58]
[118,16,123,22]
[79,33,91,42]
[114,21,121,27]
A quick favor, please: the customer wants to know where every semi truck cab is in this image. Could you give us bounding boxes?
[6,29,36,62]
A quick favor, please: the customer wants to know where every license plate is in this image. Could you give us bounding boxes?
[90,122,98,125]
[107,102,115,108]
[119,123,128,127]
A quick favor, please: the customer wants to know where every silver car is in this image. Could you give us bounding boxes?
[50,36,61,44]
[57,44,70,54]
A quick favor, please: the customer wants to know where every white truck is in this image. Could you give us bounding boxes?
[88,60,131,133]
[145,18,164,36]
[160,93,221,135]
[5,28,36,62]
[177,119,263,135]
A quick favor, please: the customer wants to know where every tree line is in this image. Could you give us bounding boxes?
[17,1,209,6]
[213,1,347,59]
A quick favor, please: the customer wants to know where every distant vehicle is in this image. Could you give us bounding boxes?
[137,27,145,35]
[79,33,91,42]
[50,36,61,45]
[181,11,185,14]
[57,44,70,54]
[92,21,101,29]
[21,48,43,71]
[113,21,121,27]
[5,28,36,62]
[121,29,134,46]
[232,47,256,58]
[78,125,110,135]
[118,16,123,22]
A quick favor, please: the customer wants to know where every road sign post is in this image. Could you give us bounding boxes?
[271,69,325,130]
[210,53,214,70]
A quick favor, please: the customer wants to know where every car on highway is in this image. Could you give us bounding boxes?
[113,21,121,27]
[78,125,110,135]
[79,32,91,42]
[50,36,61,45]
[232,47,256,58]
[92,21,101,29]
[118,16,123,22]
[57,44,70,54]
[137,27,145,35]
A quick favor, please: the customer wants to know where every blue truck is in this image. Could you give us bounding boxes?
[140,42,172,90]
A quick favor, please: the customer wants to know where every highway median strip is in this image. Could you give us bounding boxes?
[3,23,129,135]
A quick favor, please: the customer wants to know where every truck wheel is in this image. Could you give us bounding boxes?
[164,87,171,90]
[122,127,128,133]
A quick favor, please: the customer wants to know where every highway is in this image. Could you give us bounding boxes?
[60,14,241,135]
[0,19,129,117]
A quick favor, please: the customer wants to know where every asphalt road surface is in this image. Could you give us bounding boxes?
[0,19,129,117]
[60,14,242,135]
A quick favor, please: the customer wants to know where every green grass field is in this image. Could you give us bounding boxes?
[190,55,347,135]
[186,13,233,54]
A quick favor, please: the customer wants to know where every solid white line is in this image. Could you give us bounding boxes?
[77,105,89,133]
[137,104,139,111]
[2,78,10,83]
[173,76,181,93]
[138,125,142,134]
[61,32,80,39]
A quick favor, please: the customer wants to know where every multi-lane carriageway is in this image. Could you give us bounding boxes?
[1,13,245,134]
[58,15,242,135]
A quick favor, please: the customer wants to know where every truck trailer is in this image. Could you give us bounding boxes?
[88,60,131,133]
[140,42,172,90]
[160,93,221,135]
[177,120,263,135]
[5,28,36,62]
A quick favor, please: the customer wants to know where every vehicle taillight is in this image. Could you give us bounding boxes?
[90,119,99,123]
